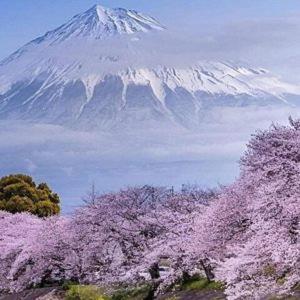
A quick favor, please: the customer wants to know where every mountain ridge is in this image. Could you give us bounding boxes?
[0,4,299,130]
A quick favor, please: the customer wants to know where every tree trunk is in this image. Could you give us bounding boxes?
[145,263,161,300]
[200,259,215,282]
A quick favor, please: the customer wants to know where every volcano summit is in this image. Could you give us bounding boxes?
[0,4,299,130]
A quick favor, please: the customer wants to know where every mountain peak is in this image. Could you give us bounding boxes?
[90,4,165,35]
[0,4,165,66]
[29,4,165,45]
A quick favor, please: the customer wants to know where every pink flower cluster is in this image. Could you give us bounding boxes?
[0,119,299,299]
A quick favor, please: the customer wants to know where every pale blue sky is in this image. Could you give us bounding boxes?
[1,0,300,60]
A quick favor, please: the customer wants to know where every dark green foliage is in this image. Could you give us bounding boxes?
[0,174,60,217]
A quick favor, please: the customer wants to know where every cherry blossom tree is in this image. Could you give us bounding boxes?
[70,186,171,285]
[210,119,300,299]
[0,212,76,293]
[138,186,217,293]
[1,117,300,300]
[0,185,217,296]
[70,185,216,296]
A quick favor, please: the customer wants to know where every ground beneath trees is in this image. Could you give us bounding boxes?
[157,289,226,299]
[0,288,64,300]
[0,287,226,300]
[2,288,300,300]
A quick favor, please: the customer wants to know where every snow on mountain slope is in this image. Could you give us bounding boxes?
[0,5,164,66]
[0,4,300,130]
[44,5,165,41]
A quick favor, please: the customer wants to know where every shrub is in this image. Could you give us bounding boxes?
[0,174,60,216]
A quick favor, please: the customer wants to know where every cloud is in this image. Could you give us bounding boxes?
[1,105,300,212]
[154,14,300,82]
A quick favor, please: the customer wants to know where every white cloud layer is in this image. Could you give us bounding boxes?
[1,105,300,212]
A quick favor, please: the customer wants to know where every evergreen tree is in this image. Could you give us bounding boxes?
[0,174,60,217]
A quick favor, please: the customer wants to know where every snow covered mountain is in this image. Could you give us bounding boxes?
[0,4,300,130]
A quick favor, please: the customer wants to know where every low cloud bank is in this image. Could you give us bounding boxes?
[1,105,300,212]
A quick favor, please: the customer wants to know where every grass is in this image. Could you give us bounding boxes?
[111,284,151,300]
[164,296,179,300]
[268,297,300,300]
[62,283,152,300]
[46,274,225,300]
[181,275,224,292]
[65,285,109,300]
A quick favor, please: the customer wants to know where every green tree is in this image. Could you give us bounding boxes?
[0,174,60,217]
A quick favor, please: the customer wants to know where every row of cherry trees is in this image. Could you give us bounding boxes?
[0,119,299,299]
